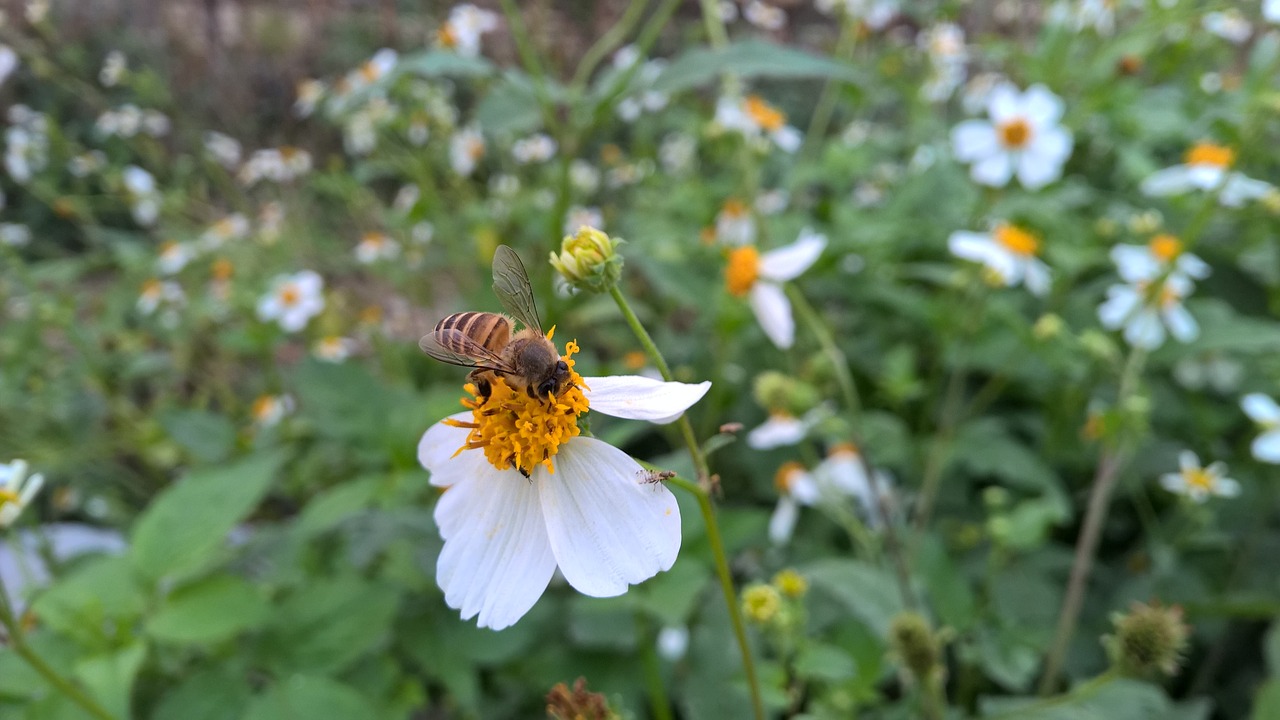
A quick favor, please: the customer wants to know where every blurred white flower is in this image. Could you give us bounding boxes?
[394,184,421,214]
[99,50,126,87]
[252,394,295,428]
[512,133,557,164]
[1160,451,1238,502]
[294,79,324,118]
[437,4,500,57]
[239,146,312,185]
[1097,274,1198,349]
[1110,235,1208,285]
[137,278,185,317]
[0,223,30,247]
[67,150,107,178]
[656,625,690,661]
[1242,394,1280,463]
[1172,354,1242,393]
[257,270,324,332]
[754,189,789,216]
[715,198,756,246]
[156,241,194,275]
[816,0,898,28]
[769,462,820,545]
[203,132,242,169]
[1140,142,1272,207]
[0,45,17,86]
[258,202,285,244]
[355,232,401,264]
[122,165,160,226]
[411,221,435,245]
[725,229,826,349]
[1267,0,1280,23]
[5,116,49,183]
[199,214,250,251]
[659,133,697,175]
[951,83,1073,189]
[0,460,44,528]
[1201,10,1251,44]
[564,206,604,235]
[948,223,1051,296]
[744,1,787,30]
[450,126,485,176]
[569,160,601,194]
[349,48,398,90]
[314,335,357,363]
[716,94,802,153]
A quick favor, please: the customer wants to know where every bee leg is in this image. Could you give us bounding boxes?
[518,467,531,480]
[475,378,492,399]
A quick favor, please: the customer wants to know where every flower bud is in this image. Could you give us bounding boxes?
[752,371,818,415]
[742,583,782,624]
[1033,313,1065,341]
[549,226,623,293]
[1103,601,1189,677]
[1079,329,1119,363]
[889,611,944,686]
[772,569,809,598]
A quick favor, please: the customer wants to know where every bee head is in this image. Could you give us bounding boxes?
[534,359,571,401]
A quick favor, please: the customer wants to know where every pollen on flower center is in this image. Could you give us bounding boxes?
[1184,142,1234,168]
[279,285,300,306]
[1148,234,1182,262]
[997,118,1033,149]
[994,224,1040,256]
[726,246,761,297]
[1182,468,1214,492]
[445,340,590,476]
[0,489,18,507]
[744,95,786,132]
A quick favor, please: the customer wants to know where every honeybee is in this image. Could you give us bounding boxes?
[420,245,571,402]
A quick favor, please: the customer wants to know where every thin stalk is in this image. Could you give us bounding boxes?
[608,285,764,720]
[637,615,675,720]
[803,13,857,153]
[568,0,650,95]
[696,0,729,48]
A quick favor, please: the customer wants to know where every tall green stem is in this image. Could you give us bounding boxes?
[637,614,675,720]
[803,13,857,153]
[608,285,764,720]
[696,0,729,48]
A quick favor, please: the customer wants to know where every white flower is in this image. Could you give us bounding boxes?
[746,405,830,450]
[252,394,295,428]
[67,151,106,178]
[1267,0,1280,23]
[656,625,690,661]
[1242,394,1280,464]
[568,160,601,194]
[744,1,786,30]
[769,462,821,545]
[0,223,31,247]
[1202,10,1251,44]
[512,133,557,164]
[156,241,194,275]
[100,50,126,87]
[450,126,485,177]
[817,0,898,28]
[199,214,250,251]
[314,335,357,363]
[355,232,401,264]
[238,147,311,185]
[920,22,967,64]
[1110,235,1208,285]
[814,444,893,527]
[294,79,324,118]
[0,459,45,528]
[137,278,185,316]
[725,230,826,349]
[1140,142,1272,207]
[948,223,1051,296]
[394,184,420,214]
[122,165,160,226]
[438,4,500,57]
[346,48,397,91]
[951,83,1073,189]
[411,221,435,245]
[418,344,709,630]
[564,206,604,235]
[1159,451,1239,502]
[0,45,18,86]
[715,95,802,153]
[204,132,242,169]
[715,199,756,246]
[659,133,697,175]
[1097,274,1198,350]
[257,270,324,332]
[755,189,789,216]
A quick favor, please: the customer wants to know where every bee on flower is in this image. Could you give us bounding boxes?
[251,394,295,429]
[1242,394,1280,464]
[450,126,485,177]
[948,223,1051,296]
[1140,142,1272,208]
[724,229,827,349]
[354,232,401,264]
[256,270,324,332]
[314,335,358,363]
[714,94,802,153]
[436,4,500,57]
[951,82,1073,189]
[0,460,45,528]
[1159,451,1239,502]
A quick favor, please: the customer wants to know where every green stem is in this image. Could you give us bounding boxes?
[0,574,117,720]
[999,670,1119,720]
[568,0,650,95]
[696,0,729,48]
[637,615,675,720]
[784,284,860,417]
[803,13,857,153]
[609,285,764,720]
[496,0,562,136]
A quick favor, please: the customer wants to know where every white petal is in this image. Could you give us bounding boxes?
[1016,138,1069,189]
[1220,174,1272,207]
[1124,309,1165,349]
[749,282,795,349]
[582,376,711,424]
[418,413,493,487]
[539,437,681,597]
[772,126,802,153]
[656,625,689,661]
[1178,450,1200,472]
[1140,166,1195,196]
[1159,473,1185,493]
[768,496,799,545]
[948,232,995,262]
[1163,303,1199,343]
[1242,394,1280,424]
[746,416,807,449]
[1111,245,1159,282]
[1186,165,1225,190]
[1022,84,1065,126]
[951,120,999,162]
[986,82,1021,123]
[970,151,1014,187]
[294,270,323,295]
[759,231,826,281]
[256,296,280,321]
[790,472,821,506]
[1214,477,1241,497]
[434,468,556,630]
[1251,430,1280,463]
[1023,259,1052,296]
[1176,253,1211,280]
[1098,285,1140,329]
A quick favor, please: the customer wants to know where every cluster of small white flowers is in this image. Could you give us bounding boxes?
[5,105,49,183]
[743,1,786,30]
[436,4,500,57]
[203,131,242,169]
[920,23,967,103]
[238,147,312,185]
[122,165,161,226]
[96,104,170,138]
[1098,236,1205,350]
[511,133,557,164]
[613,47,669,122]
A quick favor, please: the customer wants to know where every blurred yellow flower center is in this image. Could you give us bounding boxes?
[252,395,276,420]
[623,350,647,370]
[774,461,807,494]
[726,246,761,296]
[1184,142,1234,168]
[0,489,19,507]
[773,569,809,598]
[1182,467,1214,492]
[279,285,300,307]
[437,23,458,48]
[721,198,748,218]
[744,95,786,132]
[829,441,860,459]
[212,258,233,281]
[994,224,1040,256]
[1148,234,1182,262]
[141,278,162,298]
[445,340,589,476]
[997,118,1032,149]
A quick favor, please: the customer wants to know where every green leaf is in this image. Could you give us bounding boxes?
[567,595,637,651]
[1254,680,1280,720]
[653,40,865,94]
[263,576,400,676]
[1266,621,1280,676]
[151,668,253,720]
[75,642,146,720]
[242,676,379,720]
[794,643,857,682]
[147,574,270,645]
[293,476,381,539]
[976,626,1041,692]
[160,409,236,464]
[952,419,1061,495]
[130,450,286,581]
[801,559,903,638]
[476,71,561,135]
[393,50,494,79]
[33,555,148,642]
[914,535,977,632]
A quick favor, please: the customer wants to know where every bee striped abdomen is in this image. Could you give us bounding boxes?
[436,311,511,353]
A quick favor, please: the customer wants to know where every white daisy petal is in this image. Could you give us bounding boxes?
[435,468,556,630]
[1159,473,1185,493]
[970,151,1014,187]
[947,232,997,263]
[1022,84,1065,126]
[1178,450,1200,471]
[951,120,999,162]
[1242,394,1280,424]
[581,376,710,424]
[759,231,827,282]
[539,438,681,597]
[1098,286,1140,329]
[1124,309,1166,349]
[986,82,1021,123]
[1023,259,1052,297]
[749,282,795,349]
[1111,245,1160,282]
[1251,430,1280,463]
[768,496,800,545]
[746,415,807,449]
[1215,477,1241,497]
[418,414,492,487]
[1140,166,1196,197]
[1163,303,1199,343]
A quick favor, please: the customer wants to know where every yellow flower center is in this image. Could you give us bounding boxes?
[444,340,589,476]
[160,241,180,257]
[252,395,276,420]
[1184,142,1234,168]
[773,461,807,494]
[623,350,648,370]
[997,118,1033,149]
[721,198,748,218]
[359,60,381,83]
[437,23,458,48]
[466,137,485,161]
[1148,234,1182,262]
[1182,467,1214,493]
[994,224,1040,257]
[141,278,162,299]
[744,95,786,132]
[0,488,19,508]
[212,258,233,281]
[213,218,235,238]
[279,285,300,307]
[725,246,761,297]
[828,441,860,459]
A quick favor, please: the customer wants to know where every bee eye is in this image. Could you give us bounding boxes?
[540,380,555,396]
[556,360,568,372]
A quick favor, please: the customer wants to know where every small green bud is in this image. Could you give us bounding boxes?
[1033,313,1065,341]
[549,226,623,294]
[889,612,944,686]
[1103,601,1189,677]
[742,583,782,625]
[1079,329,1119,363]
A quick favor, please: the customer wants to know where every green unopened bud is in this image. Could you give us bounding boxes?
[549,226,623,293]
[1103,601,1189,677]
[742,583,782,625]
[889,612,944,686]
[1094,217,1119,238]
[1033,313,1065,341]
[752,371,819,415]
[1079,329,1119,363]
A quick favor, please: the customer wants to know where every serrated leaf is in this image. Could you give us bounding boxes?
[653,40,865,94]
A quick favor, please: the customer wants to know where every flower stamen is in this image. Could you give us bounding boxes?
[726,246,761,296]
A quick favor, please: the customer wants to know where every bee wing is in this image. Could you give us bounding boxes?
[491,245,543,335]
[419,329,516,374]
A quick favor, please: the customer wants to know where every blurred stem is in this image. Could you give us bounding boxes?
[568,0,650,95]
[1040,349,1146,695]
[637,615,675,720]
[496,0,562,136]
[994,669,1119,720]
[0,574,117,720]
[803,12,856,153]
[609,284,764,720]
[784,285,860,416]
[696,0,729,48]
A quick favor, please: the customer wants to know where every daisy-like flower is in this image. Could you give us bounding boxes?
[238,147,312,185]
[1110,234,1208,285]
[755,189,788,216]
[450,126,485,177]
[512,133,557,164]
[715,198,756,246]
[252,394,295,428]
[814,443,894,528]
[744,1,787,30]
[1139,142,1272,208]
[725,230,826,349]
[1267,0,1280,23]
[137,278,185,316]
[1159,451,1239,502]
[948,223,1051,295]
[769,462,821,545]
[746,405,830,450]
[122,165,160,226]
[156,241,194,275]
[951,83,1073,189]
[418,337,711,630]
[199,214,250,251]
[437,4,500,57]
[1097,274,1197,350]
[1242,394,1280,464]
[348,48,398,91]
[294,79,324,118]
[354,232,401,264]
[0,459,45,528]
[314,335,357,363]
[715,95,802,153]
[203,131,242,169]
[257,270,324,332]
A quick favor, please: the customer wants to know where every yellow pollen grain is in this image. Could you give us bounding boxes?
[1148,234,1182,262]
[744,95,786,132]
[452,340,590,476]
[725,246,761,297]
[997,117,1033,149]
[994,224,1040,256]
[1184,142,1234,168]
[773,461,806,494]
